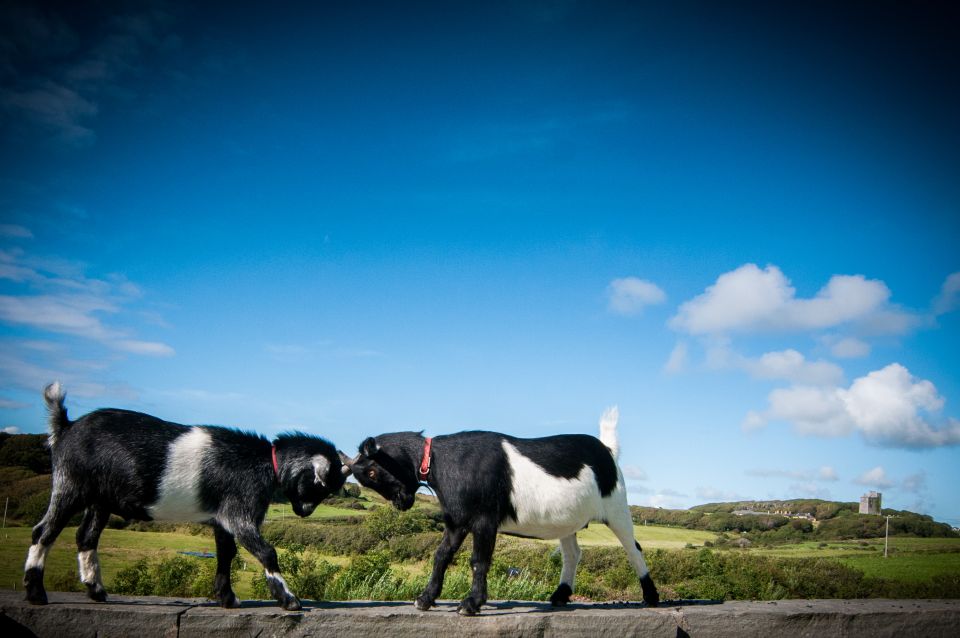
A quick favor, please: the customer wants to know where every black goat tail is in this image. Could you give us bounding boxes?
[43,382,69,448]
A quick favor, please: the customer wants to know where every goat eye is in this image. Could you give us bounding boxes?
[367,469,377,480]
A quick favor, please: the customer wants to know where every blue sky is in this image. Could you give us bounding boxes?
[1,1,959,525]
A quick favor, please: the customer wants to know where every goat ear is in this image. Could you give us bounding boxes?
[361,437,379,457]
[312,455,331,487]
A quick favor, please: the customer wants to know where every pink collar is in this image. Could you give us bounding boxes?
[418,437,433,481]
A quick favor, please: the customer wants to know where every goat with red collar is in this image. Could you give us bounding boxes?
[24,382,345,610]
[339,407,660,615]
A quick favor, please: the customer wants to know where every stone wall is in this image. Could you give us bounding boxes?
[2,591,959,637]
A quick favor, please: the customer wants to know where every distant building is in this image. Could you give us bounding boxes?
[859,491,882,515]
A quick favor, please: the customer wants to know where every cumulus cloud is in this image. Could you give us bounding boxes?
[707,341,844,386]
[670,264,914,335]
[2,426,20,434]
[933,272,960,316]
[663,342,688,374]
[607,277,666,316]
[855,466,895,489]
[747,364,960,448]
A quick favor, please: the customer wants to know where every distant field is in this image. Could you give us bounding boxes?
[749,537,960,582]
[573,523,717,548]
[265,502,369,520]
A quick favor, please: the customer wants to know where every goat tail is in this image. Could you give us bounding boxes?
[43,382,69,448]
[598,405,620,460]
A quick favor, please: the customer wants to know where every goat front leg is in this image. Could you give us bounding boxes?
[416,525,468,611]
[234,524,300,611]
[458,524,496,616]
[213,525,241,608]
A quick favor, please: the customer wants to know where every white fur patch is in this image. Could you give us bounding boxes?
[265,570,294,597]
[499,441,604,540]
[312,454,330,487]
[148,427,212,522]
[78,550,102,586]
[25,544,50,571]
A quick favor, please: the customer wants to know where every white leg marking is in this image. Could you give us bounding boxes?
[78,550,103,587]
[25,544,50,571]
[559,534,582,589]
[265,570,295,598]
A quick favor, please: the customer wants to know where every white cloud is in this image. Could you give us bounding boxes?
[670,264,913,335]
[745,466,839,482]
[902,471,927,494]
[748,364,960,448]
[855,466,895,489]
[0,225,33,238]
[0,250,173,357]
[819,466,839,481]
[2,426,20,434]
[663,342,688,374]
[0,397,29,409]
[933,272,960,316]
[788,482,833,499]
[742,349,844,386]
[621,465,649,481]
[826,336,871,359]
[607,277,666,316]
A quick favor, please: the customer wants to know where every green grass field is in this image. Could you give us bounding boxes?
[3,519,957,600]
[747,537,960,582]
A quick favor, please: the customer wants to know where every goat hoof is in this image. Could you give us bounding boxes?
[282,596,302,611]
[549,583,572,606]
[26,592,48,605]
[219,593,241,609]
[86,585,108,602]
[640,574,659,607]
[414,596,434,611]
[457,599,481,616]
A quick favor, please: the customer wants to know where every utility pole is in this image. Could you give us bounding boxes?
[884,515,892,558]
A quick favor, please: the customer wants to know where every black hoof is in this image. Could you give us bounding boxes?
[640,574,659,607]
[550,583,572,606]
[457,598,482,616]
[26,591,48,605]
[281,596,302,611]
[414,595,434,611]
[218,592,241,609]
[86,585,108,602]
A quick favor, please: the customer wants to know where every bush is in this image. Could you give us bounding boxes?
[387,531,442,562]
[111,554,238,598]
[363,506,439,541]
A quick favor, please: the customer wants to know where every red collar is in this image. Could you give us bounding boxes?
[271,445,280,479]
[418,437,433,481]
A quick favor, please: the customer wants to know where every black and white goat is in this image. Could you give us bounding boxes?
[339,407,659,615]
[24,383,346,610]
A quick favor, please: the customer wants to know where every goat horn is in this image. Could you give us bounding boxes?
[338,450,356,474]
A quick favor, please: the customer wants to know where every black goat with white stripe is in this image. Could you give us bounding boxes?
[340,407,659,615]
[24,383,345,610]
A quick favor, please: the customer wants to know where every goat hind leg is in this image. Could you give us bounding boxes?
[76,506,110,602]
[550,534,581,606]
[606,510,659,607]
[24,490,80,604]
[213,525,240,608]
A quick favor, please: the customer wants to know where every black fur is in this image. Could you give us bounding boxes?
[24,383,345,610]
[550,583,573,606]
[342,427,656,615]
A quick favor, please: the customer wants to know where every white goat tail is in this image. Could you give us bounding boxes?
[598,405,619,460]
[43,382,69,448]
